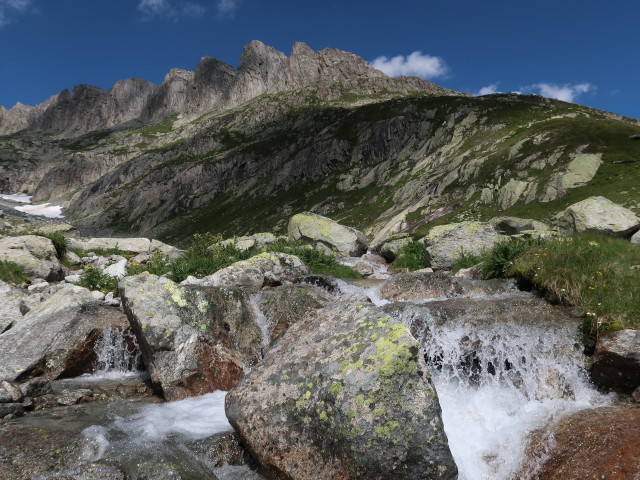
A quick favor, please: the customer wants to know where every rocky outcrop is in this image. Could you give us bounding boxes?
[421,221,506,270]
[489,216,551,237]
[554,196,640,237]
[0,235,64,281]
[527,405,640,480]
[0,285,128,381]
[0,41,448,137]
[288,212,369,257]
[0,281,25,334]
[68,237,181,260]
[226,295,457,480]
[120,273,263,400]
[373,234,412,262]
[591,329,640,393]
[198,252,309,289]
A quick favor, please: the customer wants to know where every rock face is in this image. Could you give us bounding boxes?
[201,252,309,289]
[0,41,448,137]
[591,329,640,393]
[0,285,128,381]
[120,273,263,400]
[226,295,457,480]
[288,212,369,257]
[528,405,640,480]
[0,235,64,281]
[554,196,640,237]
[0,281,25,334]
[421,222,505,270]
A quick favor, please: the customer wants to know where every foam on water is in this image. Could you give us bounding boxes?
[401,311,613,480]
[335,278,389,307]
[79,329,143,381]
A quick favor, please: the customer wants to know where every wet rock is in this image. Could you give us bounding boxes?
[189,431,246,467]
[19,377,54,398]
[0,235,64,281]
[0,285,129,381]
[422,221,506,270]
[226,295,457,480]
[591,329,640,393]
[288,211,369,257]
[373,234,412,262]
[200,252,309,289]
[554,196,640,237]
[0,403,24,418]
[301,274,339,292]
[528,405,640,480]
[120,273,263,400]
[260,284,334,342]
[35,462,127,479]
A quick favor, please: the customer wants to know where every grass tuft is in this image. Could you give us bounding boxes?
[0,261,28,284]
[394,241,427,271]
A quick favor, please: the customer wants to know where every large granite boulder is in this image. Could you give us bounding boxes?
[554,196,640,237]
[591,329,640,393]
[288,212,369,257]
[199,252,309,289]
[226,295,457,480]
[120,273,264,400]
[421,221,506,270]
[0,280,25,334]
[527,405,640,480]
[0,285,128,381]
[0,235,64,281]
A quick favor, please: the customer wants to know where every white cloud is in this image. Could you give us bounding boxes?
[371,51,449,79]
[525,82,595,102]
[138,0,207,19]
[217,0,239,15]
[475,83,500,96]
[0,0,32,26]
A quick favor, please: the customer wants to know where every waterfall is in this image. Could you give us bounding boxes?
[397,302,612,480]
[91,328,143,378]
[248,292,271,348]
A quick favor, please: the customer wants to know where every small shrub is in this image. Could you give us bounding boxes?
[34,232,68,259]
[452,249,483,274]
[0,261,28,284]
[79,266,120,294]
[394,241,426,271]
[268,241,360,278]
[481,239,534,279]
[127,251,172,277]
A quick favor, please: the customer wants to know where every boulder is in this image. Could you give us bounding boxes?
[554,196,640,237]
[0,235,64,281]
[288,211,368,257]
[489,216,551,236]
[201,252,309,289]
[421,221,506,270]
[218,232,279,251]
[120,273,264,400]
[373,234,412,262]
[259,284,334,343]
[632,230,640,245]
[68,237,182,260]
[0,280,25,334]
[591,329,640,393]
[527,405,640,480]
[0,284,129,381]
[103,258,128,279]
[226,295,457,480]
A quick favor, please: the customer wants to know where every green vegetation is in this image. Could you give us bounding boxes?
[453,234,640,333]
[394,241,427,271]
[0,261,28,284]
[127,251,171,277]
[34,232,68,259]
[135,114,178,138]
[78,266,120,294]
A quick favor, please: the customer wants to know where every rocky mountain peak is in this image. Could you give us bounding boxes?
[0,41,450,138]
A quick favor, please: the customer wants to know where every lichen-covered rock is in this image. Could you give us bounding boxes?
[373,234,412,262]
[540,153,603,202]
[0,280,24,334]
[591,329,640,393]
[120,273,263,400]
[0,285,128,381]
[0,235,64,281]
[218,232,278,251]
[422,221,506,270]
[489,216,551,236]
[527,405,640,480]
[225,295,457,480]
[201,252,309,289]
[554,196,640,237]
[259,284,334,342]
[288,211,368,257]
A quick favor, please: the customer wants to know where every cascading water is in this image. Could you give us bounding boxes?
[249,292,271,348]
[396,302,613,480]
[91,328,143,379]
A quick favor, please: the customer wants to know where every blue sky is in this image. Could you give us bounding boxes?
[1,0,639,119]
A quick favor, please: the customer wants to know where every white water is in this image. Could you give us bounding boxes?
[0,192,64,218]
[249,292,271,347]
[335,278,389,307]
[82,329,143,380]
[401,309,613,480]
